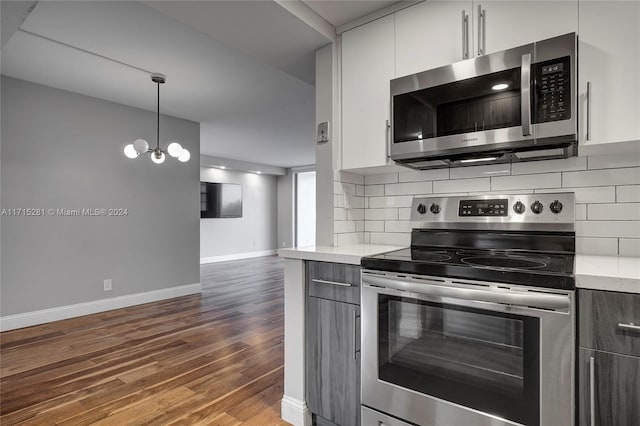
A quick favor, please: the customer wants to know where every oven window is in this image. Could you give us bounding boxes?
[378,295,539,426]
[393,68,522,142]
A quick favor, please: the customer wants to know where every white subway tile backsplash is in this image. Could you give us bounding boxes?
[334,208,347,220]
[365,185,384,196]
[365,173,398,185]
[619,239,640,257]
[337,232,364,245]
[534,187,616,203]
[398,169,449,182]
[334,220,357,234]
[491,173,561,191]
[511,157,587,175]
[450,164,510,179]
[335,154,640,255]
[588,153,640,170]
[576,238,619,256]
[588,203,640,221]
[398,208,412,220]
[617,185,640,202]
[365,208,399,220]
[576,221,640,238]
[369,232,411,246]
[365,221,385,232]
[368,195,415,208]
[562,167,640,188]
[386,181,433,196]
[347,209,365,221]
[434,178,490,193]
[385,221,412,233]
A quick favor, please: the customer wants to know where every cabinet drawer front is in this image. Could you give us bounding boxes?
[579,289,640,357]
[307,261,361,305]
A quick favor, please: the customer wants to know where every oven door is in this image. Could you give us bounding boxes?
[361,271,574,426]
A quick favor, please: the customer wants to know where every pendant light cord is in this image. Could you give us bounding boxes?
[157,81,160,151]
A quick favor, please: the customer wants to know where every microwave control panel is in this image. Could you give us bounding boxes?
[459,199,508,217]
[535,56,570,123]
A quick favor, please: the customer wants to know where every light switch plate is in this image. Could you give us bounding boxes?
[317,122,329,144]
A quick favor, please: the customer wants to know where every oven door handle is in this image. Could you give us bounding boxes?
[363,275,570,310]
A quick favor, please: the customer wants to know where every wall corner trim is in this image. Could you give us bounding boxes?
[200,250,277,264]
[281,395,312,426]
[0,283,202,332]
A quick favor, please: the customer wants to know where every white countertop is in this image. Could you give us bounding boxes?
[278,244,404,265]
[576,255,640,294]
[279,245,640,294]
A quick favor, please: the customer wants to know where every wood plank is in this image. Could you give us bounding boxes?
[0,256,291,426]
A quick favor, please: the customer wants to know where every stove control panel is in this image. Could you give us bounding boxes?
[459,199,508,217]
[411,193,576,231]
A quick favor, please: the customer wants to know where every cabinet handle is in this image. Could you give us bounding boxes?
[618,322,640,332]
[477,5,485,56]
[589,356,596,426]
[352,309,358,360]
[521,53,532,137]
[461,11,469,59]
[311,278,352,287]
[586,81,592,141]
[386,119,392,160]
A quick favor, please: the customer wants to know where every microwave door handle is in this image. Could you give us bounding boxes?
[521,53,532,136]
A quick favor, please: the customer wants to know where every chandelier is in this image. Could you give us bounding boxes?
[123,73,190,164]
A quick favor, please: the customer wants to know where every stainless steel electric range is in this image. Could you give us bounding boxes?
[360,193,576,426]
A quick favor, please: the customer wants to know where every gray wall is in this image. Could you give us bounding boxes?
[1,76,200,316]
[277,171,295,249]
[200,166,277,258]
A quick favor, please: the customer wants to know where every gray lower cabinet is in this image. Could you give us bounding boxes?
[306,261,361,426]
[578,289,640,426]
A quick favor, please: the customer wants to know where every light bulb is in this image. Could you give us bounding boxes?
[151,151,165,164]
[492,83,509,91]
[178,149,190,162]
[167,142,183,158]
[133,138,149,154]
[124,144,139,159]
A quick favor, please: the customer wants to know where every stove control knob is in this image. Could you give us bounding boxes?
[430,203,441,214]
[417,203,427,214]
[513,201,525,214]
[550,200,563,214]
[531,201,544,214]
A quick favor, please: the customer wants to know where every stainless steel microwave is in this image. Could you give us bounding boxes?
[390,33,577,169]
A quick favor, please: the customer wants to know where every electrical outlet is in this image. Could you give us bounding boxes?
[103,279,112,291]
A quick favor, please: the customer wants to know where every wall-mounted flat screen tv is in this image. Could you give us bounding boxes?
[200,182,243,218]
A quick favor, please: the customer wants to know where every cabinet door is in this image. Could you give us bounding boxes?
[578,348,640,426]
[341,14,395,170]
[579,1,640,146]
[395,1,472,77]
[306,297,360,426]
[477,1,577,56]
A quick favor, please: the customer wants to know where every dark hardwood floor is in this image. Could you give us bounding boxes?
[0,256,290,425]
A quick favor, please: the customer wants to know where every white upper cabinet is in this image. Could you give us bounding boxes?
[341,14,396,170]
[579,0,640,146]
[478,1,577,56]
[395,1,472,78]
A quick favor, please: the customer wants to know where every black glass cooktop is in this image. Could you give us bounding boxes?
[362,247,575,290]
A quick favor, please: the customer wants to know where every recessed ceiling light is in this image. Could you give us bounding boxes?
[492,83,509,91]
[220,166,226,169]
[256,171,262,174]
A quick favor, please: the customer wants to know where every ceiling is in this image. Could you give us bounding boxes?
[303,0,402,27]
[1,1,402,168]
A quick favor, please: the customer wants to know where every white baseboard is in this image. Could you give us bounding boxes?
[0,283,201,332]
[200,249,276,264]
[281,395,312,426]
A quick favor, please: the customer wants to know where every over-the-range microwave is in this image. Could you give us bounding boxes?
[390,33,577,169]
